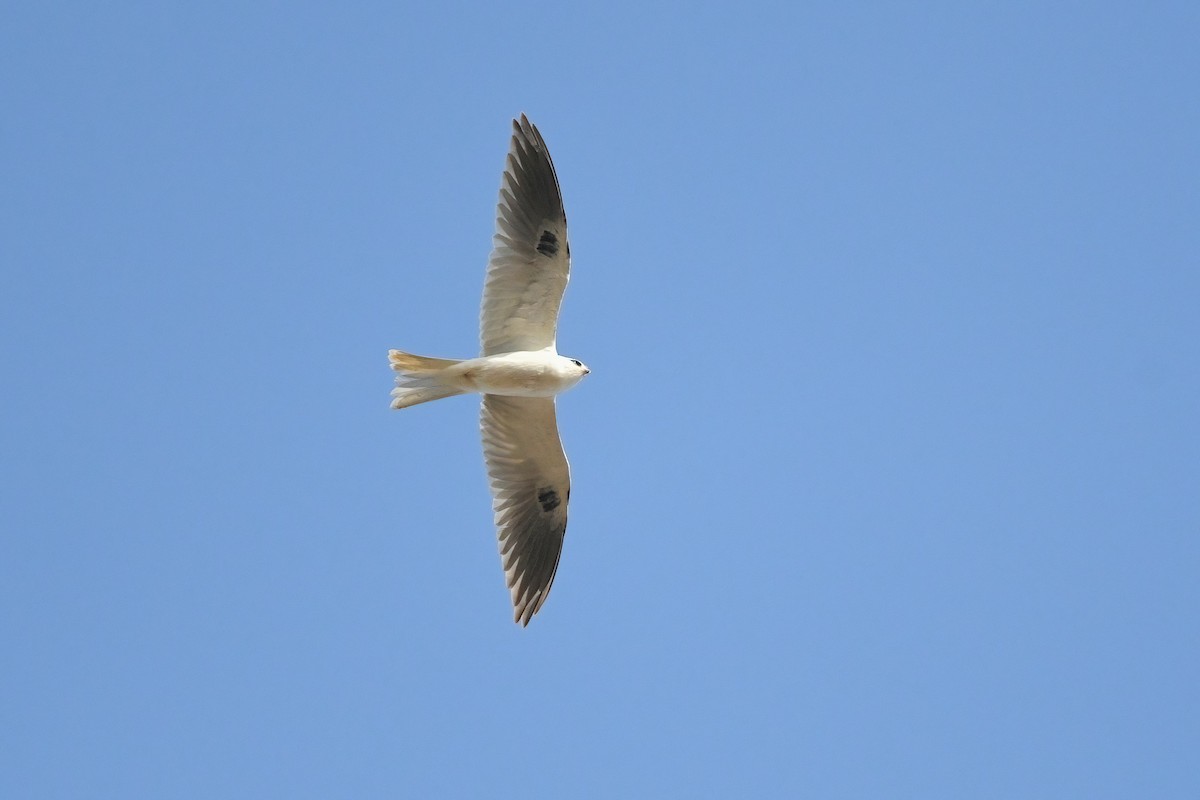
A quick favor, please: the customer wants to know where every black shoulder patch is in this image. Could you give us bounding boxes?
[536,486,561,513]
[537,230,558,257]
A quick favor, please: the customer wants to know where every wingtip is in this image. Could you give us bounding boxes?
[511,585,551,626]
[513,113,540,140]
[513,592,533,626]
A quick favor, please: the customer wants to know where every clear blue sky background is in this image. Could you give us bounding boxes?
[2,2,1197,797]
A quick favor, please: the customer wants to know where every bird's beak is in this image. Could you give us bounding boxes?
[583,367,590,374]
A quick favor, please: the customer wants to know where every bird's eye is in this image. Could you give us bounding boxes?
[571,359,582,367]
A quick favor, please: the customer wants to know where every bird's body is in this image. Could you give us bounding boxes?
[387,115,587,626]
[389,349,587,401]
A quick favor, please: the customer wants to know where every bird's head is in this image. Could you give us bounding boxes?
[567,357,591,377]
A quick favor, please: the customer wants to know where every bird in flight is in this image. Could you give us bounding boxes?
[388,115,588,626]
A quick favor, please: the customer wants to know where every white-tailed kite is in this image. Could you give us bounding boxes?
[388,115,588,626]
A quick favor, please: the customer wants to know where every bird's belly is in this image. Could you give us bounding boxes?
[446,355,569,397]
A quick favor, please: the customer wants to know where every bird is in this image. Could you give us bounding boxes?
[387,115,588,626]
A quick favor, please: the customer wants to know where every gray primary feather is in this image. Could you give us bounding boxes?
[480,114,571,356]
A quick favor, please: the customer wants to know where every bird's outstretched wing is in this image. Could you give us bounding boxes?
[480,394,570,625]
[480,115,570,356]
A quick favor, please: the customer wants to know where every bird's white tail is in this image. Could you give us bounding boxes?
[388,350,467,409]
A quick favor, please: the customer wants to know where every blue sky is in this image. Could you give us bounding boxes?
[2,1,1198,797]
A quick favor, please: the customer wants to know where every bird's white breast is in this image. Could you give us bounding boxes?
[444,351,582,397]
